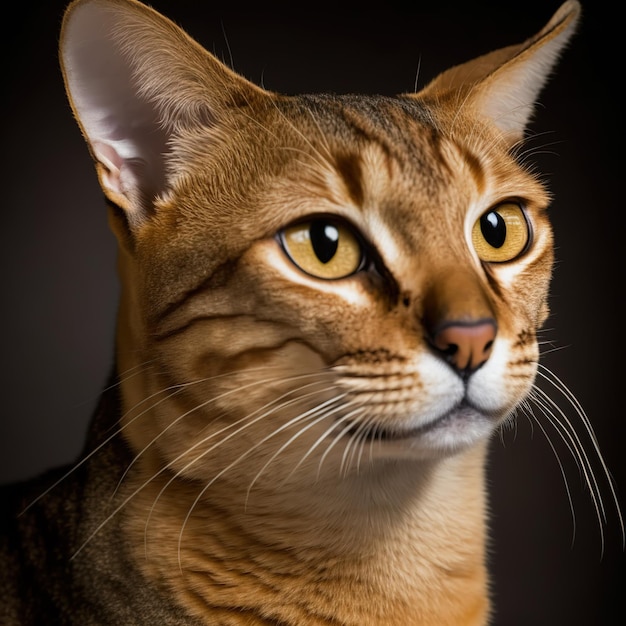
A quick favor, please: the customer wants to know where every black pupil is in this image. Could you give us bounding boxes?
[310,221,339,264]
[480,211,506,248]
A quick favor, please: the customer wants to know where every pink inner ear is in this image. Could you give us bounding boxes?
[93,141,124,195]
[60,0,172,218]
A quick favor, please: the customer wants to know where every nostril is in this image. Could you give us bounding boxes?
[431,320,497,372]
[439,342,459,358]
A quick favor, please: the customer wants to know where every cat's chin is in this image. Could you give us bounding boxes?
[342,402,498,461]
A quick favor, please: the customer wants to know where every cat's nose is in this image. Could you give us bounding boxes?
[421,267,497,373]
[430,320,497,372]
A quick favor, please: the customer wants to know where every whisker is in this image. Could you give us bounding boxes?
[525,389,578,547]
[172,389,346,569]
[413,54,422,93]
[109,386,188,500]
[219,20,234,71]
[245,395,352,502]
[341,409,377,476]
[294,401,370,482]
[117,368,310,491]
[532,385,606,536]
[22,365,283,514]
[21,375,183,515]
[100,361,159,434]
[527,391,580,469]
[318,406,368,479]
[103,360,155,393]
[70,371,332,559]
[534,365,625,550]
[139,374,334,542]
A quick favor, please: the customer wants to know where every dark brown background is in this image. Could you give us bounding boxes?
[2,1,624,624]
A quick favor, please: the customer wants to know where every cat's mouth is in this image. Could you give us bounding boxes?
[341,401,494,444]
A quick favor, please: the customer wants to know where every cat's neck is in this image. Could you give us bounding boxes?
[121,444,489,625]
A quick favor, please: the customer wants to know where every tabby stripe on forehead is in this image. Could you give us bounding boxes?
[338,98,449,178]
[337,100,414,173]
[458,145,486,194]
[334,152,364,207]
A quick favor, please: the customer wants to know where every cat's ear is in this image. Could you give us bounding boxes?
[415,0,580,143]
[60,0,269,226]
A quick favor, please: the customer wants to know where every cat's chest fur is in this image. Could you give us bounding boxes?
[0,1,582,625]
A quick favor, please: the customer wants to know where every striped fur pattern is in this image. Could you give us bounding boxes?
[1,1,597,625]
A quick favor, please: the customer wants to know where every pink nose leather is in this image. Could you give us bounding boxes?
[432,321,496,372]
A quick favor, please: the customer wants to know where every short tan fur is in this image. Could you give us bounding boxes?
[0,1,582,624]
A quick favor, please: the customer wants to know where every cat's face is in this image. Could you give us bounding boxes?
[112,93,551,489]
[60,0,576,494]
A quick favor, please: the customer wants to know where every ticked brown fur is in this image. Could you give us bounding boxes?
[0,1,581,624]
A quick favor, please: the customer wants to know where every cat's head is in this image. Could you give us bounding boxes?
[60,0,579,490]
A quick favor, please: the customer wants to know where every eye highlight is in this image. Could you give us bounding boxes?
[472,202,531,263]
[279,218,364,279]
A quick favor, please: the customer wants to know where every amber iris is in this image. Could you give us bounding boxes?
[281,218,363,279]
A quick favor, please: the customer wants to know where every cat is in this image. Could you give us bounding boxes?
[0,0,595,624]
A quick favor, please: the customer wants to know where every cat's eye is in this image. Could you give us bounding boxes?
[471,202,530,263]
[279,218,364,279]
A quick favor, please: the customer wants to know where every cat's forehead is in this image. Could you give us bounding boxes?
[282,93,449,172]
[161,91,545,250]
